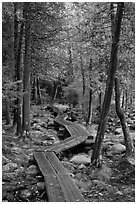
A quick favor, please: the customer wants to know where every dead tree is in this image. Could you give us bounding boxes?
[115,77,134,156]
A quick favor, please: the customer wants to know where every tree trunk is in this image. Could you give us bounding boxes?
[22,3,31,133]
[125,89,128,111]
[80,56,86,116]
[14,3,24,135]
[52,83,58,101]
[32,76,37,103]
[86,89,93,125]
[98,87,102,117]
[86,58,93,124]
[68,47,73,83]
[5,98,11,125]
[115,77,134,156]
[121,90,125,109]
[36,77,41,104]
[91,3,124,167]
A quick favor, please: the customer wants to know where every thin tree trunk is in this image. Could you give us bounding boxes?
[91,3,124,167]
[53,84,58,101]
[32,76,37,102]
[80,56,86,116]
[36,77,41,104]
[68,47,73,84]
[22,3,31,133]
[14,3,24,135]
[86,58,93,124]
[125,89,128,111]
[98,87,102,116]
[121,90,125,108]
[115,77,134,156]
[86,89,93,125]
[5,98,11,125]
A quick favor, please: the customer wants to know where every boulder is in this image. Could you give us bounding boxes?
[2,155,10,165]
[37,182,45,191]
[3,162,18,172]
[70,154,91,165]
[114,128,122,135]
[112,143,126,153]
[78,164,86,170]
[20,189,32,200]
[27,165,39,175]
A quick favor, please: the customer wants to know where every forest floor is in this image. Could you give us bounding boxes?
[2,104,135,202]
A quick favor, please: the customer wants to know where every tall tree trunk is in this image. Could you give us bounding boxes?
[121,90,125,109]
[98,87,102,117]
[86,58,93,124]
[14,3,24,135]
[68,47,73,83]
[52,83,58,101]
[80,56,86,116]
[5,98,11,125]
[86,89,93,125]
[91,3,124,167]
[36,77,41,104]
[22,3,31,133]
[115,77,134,156]
[125,89,128,111]
[32,76,37,103]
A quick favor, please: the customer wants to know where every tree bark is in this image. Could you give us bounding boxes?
[115,77,134,156]
[68,47,73,83]
[91,3,124,167]
[32,76,37,102]
[86,59,93,125]
[121,90,125,109]
[86,89,93,125]
[36,77,41,104]
[125,89,128,111]
[80,56,86,116]
[22,3,31,133]
[5,98,11,125]
[14,3,24,135]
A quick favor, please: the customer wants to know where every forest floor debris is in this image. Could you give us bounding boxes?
[2,105,135,202]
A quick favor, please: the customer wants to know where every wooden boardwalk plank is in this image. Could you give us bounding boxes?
[65,125,78,137]
[34,152,65,202]
[74,123,91,136]
[58,174,85,202]
[46,135,87,153]
[44,174,65,202]
[34,152,55,175]
[45,152,67,174]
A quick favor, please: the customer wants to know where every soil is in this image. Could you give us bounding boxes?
[2,104,135,202]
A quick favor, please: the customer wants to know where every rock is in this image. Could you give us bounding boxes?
[88,149,93,156]
[62,161,76,173]
[37,182,45,191]
[15,166,25,174]
[20,189,32,200]
[129,124,135,131]
[92,179,106,187]
[127,118,133,124]
[70,154,91,165]
[2,155,10,165]
[115,128,122,135]
[74,172,83,180]
[27,165,39,175]
[112,143,126,153]
[115,190,123,195]
[78,164,86,169]
[3,163,18,172]
[3,172,17,180]
[84,138,95,146]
